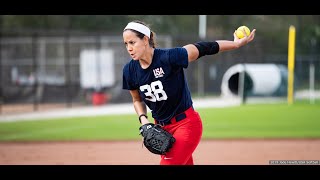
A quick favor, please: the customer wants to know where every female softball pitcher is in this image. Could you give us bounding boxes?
[122,20,256,165]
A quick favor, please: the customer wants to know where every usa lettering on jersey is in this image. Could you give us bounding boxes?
[153,67,165,78]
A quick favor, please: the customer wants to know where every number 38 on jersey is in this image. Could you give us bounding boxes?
[140,80,168,102]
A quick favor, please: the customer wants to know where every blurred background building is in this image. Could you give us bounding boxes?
[0,15,319,114]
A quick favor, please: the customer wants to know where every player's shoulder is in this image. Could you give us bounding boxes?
[156,47,187,58]
[156,47,185,53]
[123,59,136,74]
[123,59,136,67]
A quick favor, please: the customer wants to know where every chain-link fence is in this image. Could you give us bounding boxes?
[0,34,173,114]
[1,33,319,114]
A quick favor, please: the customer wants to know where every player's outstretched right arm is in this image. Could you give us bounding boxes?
[183,28,256,62]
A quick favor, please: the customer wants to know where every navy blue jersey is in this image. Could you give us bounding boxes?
[122,47,193,123]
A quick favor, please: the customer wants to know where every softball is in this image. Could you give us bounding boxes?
[236,26,251,39]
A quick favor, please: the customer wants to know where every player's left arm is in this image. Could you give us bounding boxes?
[183,28,256,62]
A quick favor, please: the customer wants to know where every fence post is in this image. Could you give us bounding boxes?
[64,16,72,108]
[32,33,38,111]
[0,16,3,114]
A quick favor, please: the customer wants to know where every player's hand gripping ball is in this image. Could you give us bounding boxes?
[236,26,251,39]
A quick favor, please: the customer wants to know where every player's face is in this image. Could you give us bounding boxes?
[123,30,147,60]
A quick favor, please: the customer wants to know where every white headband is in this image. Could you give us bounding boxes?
[124,22,151,38]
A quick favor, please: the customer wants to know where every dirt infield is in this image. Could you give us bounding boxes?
[1,139,320,165]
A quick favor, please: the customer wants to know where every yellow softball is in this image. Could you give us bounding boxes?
[236,26,251,39]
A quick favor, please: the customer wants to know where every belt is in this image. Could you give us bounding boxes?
[156,106,193,126]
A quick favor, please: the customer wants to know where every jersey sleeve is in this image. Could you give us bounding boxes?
[168,47,189,68]
[122,63,137,90]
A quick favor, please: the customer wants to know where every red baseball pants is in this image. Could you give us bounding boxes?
[156,107,203,165]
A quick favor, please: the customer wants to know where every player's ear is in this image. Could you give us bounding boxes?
[144,36,149,46]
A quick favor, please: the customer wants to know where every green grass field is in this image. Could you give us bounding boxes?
[0,100,319,141]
